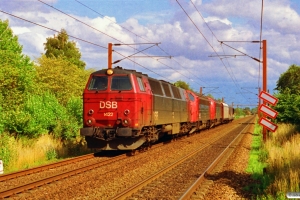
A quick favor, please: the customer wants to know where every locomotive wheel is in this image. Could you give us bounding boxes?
[128,150,136,156]
[172,135,178,141]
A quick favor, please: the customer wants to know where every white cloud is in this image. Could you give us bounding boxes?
[1,0,299,106]
[11,26,31,35]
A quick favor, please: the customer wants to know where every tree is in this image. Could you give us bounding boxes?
[174,80,192,90]
[0,19,35,133]
[44,29,86,69]
[35,55,92,105]
[273,64,300,124]
[274,93,300,124]
[275,64,300,95]
[243,107,251,115]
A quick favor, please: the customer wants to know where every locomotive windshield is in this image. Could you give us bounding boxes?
[111,76,132,91]
[88,76,108,90]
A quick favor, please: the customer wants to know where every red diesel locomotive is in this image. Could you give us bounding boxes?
[80,66,234,150]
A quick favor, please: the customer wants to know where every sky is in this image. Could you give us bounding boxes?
[1,0,300,109]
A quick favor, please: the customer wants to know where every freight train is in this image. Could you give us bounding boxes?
[80,66,234,150]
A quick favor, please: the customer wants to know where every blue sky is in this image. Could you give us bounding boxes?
[1,0,300,108]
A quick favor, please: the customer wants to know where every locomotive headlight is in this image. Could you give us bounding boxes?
[86,118,95,126]
[122,118,131,126]
[124,109,130,115]
[106,69,114,75]
[87,119,93,126]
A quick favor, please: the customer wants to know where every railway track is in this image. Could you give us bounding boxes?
[0,117,253,199]
[112,117,254,199]
[179,119,254,199]
[0,153,96,182]
[0,134,173,198]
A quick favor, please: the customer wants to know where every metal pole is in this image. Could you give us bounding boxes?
[258,87,261,116]
[262,40,267,142]
[108,43,113,69]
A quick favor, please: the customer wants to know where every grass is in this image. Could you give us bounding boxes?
[263,124,300,199]
[246,121,300,199]
[0,133,94,173]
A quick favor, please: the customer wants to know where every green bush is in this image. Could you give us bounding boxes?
[274,92,300,124]
[21,92,81,139]
[66,96,83,125]
[0,133,16,168]
[0,106,4,134]
[46,148,57,160]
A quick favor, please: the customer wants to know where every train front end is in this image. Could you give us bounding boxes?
[80,67,146,150]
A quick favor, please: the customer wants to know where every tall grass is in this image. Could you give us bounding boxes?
[246,122,300,199]
[264,124,300,198]
[0,133,93,173]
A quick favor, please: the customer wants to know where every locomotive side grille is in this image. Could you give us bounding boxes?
[148,79,163,95]
[171,85,181,99]
[162,82,172,97]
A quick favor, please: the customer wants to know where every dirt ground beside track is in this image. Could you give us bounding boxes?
[204,119,258,200]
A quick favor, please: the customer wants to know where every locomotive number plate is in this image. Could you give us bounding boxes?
[104,112,113,117]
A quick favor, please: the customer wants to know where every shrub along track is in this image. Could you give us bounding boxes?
[1,116,253,199]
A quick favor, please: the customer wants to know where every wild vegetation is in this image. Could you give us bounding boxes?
[247,123,300,199]
[274,64,300,124]
[246,64,300,198]
[0,19,94,172]
[1,19,299,200]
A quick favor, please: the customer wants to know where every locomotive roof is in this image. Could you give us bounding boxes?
[91,66,148,77]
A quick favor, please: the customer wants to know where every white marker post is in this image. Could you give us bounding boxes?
[0,160,3,174]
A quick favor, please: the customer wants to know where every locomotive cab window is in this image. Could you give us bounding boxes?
[137,77,145,92]
[111,76,132,91]
[88,76,108,90]
[188,93,195,101]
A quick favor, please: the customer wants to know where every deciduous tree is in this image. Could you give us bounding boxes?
[275,64,300,95]
[274,64,300,124]
[174,80,192,90]
[0,19,35,133]
[35,55,92,105]
[44,29,86,69]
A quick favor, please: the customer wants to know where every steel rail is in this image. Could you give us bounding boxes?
[0,135,175,198]
[111,123,241,200]
[179,117,254,199]
[0,153,127,198]
[0,153,95,182]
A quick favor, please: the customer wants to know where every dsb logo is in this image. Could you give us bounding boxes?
[100,101,117,109]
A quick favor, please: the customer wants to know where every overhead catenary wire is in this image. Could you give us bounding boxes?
[189,0,243,95]
[39,0,208,87]
[73,0,209,87]
[0,10,107,49]
[177,0,252,103]
[74,0,196,81]
[187,0,263,105]
[258,0,264,88]
[0,9,179,84]
[2,1,258,105]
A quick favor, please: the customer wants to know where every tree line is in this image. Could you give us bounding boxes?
[0,18,299,141]
[0,19,93,139]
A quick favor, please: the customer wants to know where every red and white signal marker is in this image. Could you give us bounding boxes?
[259,104,278,119]
[259,91,278,106]
[258,91,279,132]
[259,117,278,132]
